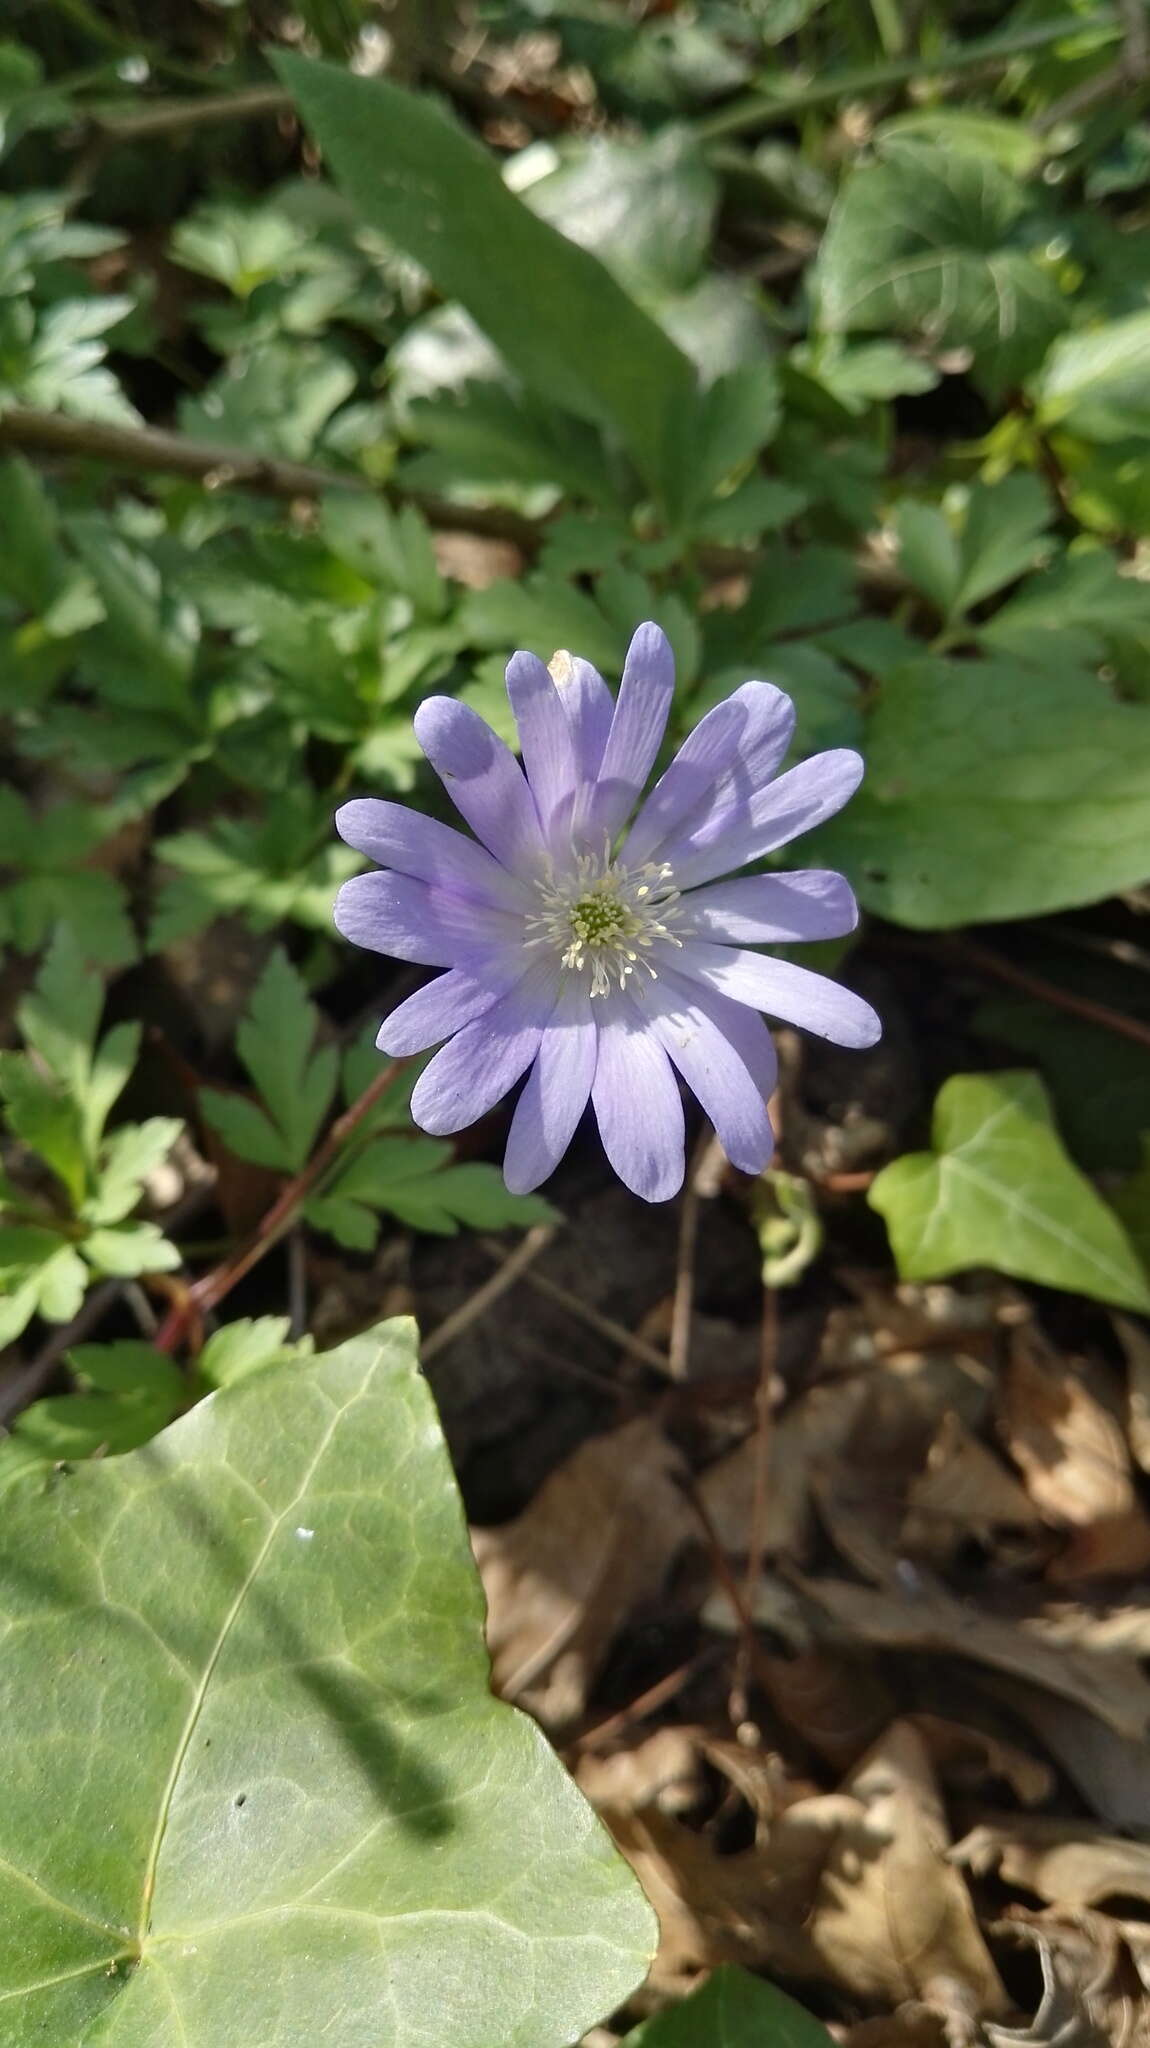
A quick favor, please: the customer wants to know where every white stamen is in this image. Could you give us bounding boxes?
[523,844,683,998]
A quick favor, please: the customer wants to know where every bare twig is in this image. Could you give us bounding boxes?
[941,936,1150,1053]
[0,407,545,552]
[696,9,1121,140]
[0,406,373,501]
[422,1224,557,1363]
[479,1243,671,1377]
[88,85,294,144]
[668,1128,727,1382]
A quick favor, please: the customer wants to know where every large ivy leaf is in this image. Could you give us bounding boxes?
[622,1966,835,2045]
[814,140,1065,390]
[812,657,1150,927]
[273,53,699,511]
[1032,310,1150,443]
[0,1320,654,2044]
[870,1072,1150,1312]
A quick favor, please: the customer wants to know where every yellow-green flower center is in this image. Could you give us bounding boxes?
[524,848,683,999]
[569,890,636,948]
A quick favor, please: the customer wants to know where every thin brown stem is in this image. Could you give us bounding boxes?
[480,1247,671,1377]
[668,1127,727,1382]
[154,1060,406,1351]
[944,936,1150,1053]
[422,1224,557,1362]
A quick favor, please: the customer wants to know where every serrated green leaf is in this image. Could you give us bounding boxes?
[0,1320,654,2042]
[0,1051,86,1206]
[274,53,699,512]
[82,1222,181,1278]
[870,1072,1150,1313]
[196,1316,299,1390]
[199,1089,296,1174]
[522,126,717,297]
[0,1238,86,1346]
[895,476,1053,622]
[15,924,101,1090]
[84,1118,183,1227]
[4,1342,186,1475]
[623,1964,835,2046]
[233,950,338,1172]
[813,657,1150,927]
[68,517,198,704]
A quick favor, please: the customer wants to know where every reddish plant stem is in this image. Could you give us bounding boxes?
[155,1060,406,1353]
[947,936,1150,1053]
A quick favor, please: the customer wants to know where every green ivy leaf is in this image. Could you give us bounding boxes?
[1032,310,1150,443]
[815,140,1065,391]
[813,657,1150,927]
[870,1072,1150,1312]
[0,1320,654,2042]
[622,1965,835,2045]
[201,949,337,1174]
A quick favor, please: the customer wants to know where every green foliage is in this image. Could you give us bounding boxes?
[0,1320,654,2043]
[622,1966,836,2045]
[814,139,1066,392]
[3,11,1150,2026]
[814,659,1150,927]
[870,1073,1150,1313]
[272,53,701,515]
[0,935,182,1344]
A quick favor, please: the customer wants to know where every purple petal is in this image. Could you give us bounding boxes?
[591,1001,685,1202]
[670,938,881,1048]
[335,800,530,913]
[505,650,580,851]
[666,749,864,890]
[410,965,559,1136]
[584,621,676,844]
[623,681,795,870]
[680,870,858,945]
[552,652,613,784]
[644,969,775,1176]
[377,966,519,1057]
[414,696,546,880]
[503,979,597,1194]
[333,871,521,967]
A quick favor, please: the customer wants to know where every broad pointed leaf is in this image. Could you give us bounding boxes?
[870,1072,1150,1312]
[0,1320,654,2044]
[273,53,699,511]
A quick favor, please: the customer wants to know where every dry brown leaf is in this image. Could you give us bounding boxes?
[789,1572,1150,1742]
[799,1720,1007,2031]
[696,1376,871,1561]
[575,1728,707,1821]
[956,1817,1150,1912]
[901,1412,1044,1566]
[986,1911,1149,2047]
[1116,1315,1150,1476]
[599,1801,831,2001]
[909,1715,1054,1807]
[840,2008,949,2046]
[472,1415,694,1729]
[998,1323,1145,1542]
[984,1679,1150,1833]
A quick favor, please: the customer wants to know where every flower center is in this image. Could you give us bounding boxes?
[524,847,682,999]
